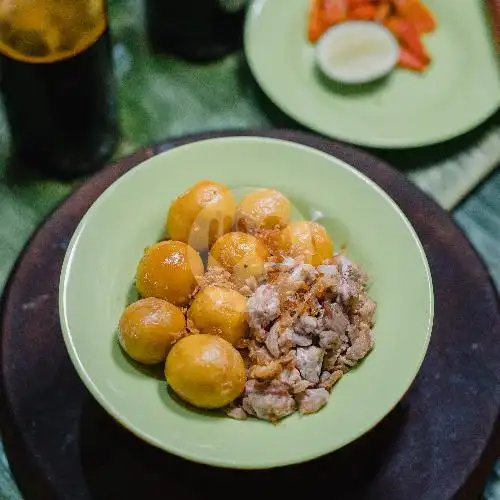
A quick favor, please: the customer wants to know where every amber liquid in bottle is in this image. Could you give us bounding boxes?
[0,0,118,176]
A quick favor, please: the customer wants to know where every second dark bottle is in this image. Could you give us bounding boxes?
[145,0,247,62]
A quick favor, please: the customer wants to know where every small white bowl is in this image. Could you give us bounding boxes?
[316,21,399,85]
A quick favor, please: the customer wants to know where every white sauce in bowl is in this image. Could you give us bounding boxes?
[315,21,399,84]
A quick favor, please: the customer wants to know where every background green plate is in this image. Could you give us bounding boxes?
[59,137,433,468]
[244,0,500,148]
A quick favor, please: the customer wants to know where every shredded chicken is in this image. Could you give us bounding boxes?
[295,314,319,335]
[247,284,280,330]
[295,346,324,384]
[346,331,373,364]
[322,348,341,372]
[265,322,281,357]
[280,367,302,387]
[248,360,283,381]
[318,330,340,350]
[247,341,274,365]
[206,255,376,422]
[321,302,349,334]
[242,391,296,421]
[290,263,318,283]
[297,388,330,414]
[292,379,312,394]
[319,370,343,390]
[291,331,313,347]
[226,406,248,420]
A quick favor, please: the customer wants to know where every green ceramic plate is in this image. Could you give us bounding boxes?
[59,137,433,468]
[244,0,500,148]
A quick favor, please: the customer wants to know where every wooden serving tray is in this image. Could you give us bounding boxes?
[1,130,499,500]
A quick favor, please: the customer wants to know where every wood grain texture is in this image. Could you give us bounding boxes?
[1,131,499,500]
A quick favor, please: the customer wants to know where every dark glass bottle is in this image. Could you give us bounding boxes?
[145,0,247,62]
[0,0,119,177]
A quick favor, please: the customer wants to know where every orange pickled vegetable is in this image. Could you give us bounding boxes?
[386,16,430,64]
[374,2,392,23]
[393,0,436,33]
[308,0,326,42]
[324,0,347,25]
[398,47,427,71]
[347,0,376,8]
[307,0,350,43]
[349,4,377,20]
